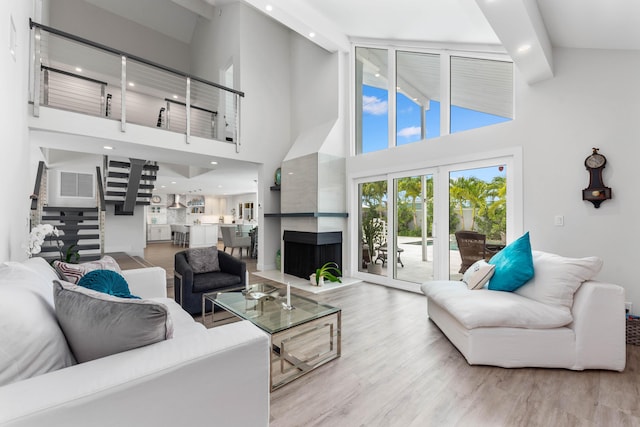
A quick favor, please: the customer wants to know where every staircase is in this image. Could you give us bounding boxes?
[30,161,105,262]
[104,157,158,215]
[39,206,102,262]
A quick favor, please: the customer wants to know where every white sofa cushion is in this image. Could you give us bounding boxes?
[53,255,122,284]
[422,281,573,329]
[0,261,75,386]
[514,251,603,308]
[54,280,174,363]
[462,260,495,290]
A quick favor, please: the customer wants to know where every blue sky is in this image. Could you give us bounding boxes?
[362,85,510,154]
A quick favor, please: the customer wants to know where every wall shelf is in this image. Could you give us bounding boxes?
[264,212,348,218]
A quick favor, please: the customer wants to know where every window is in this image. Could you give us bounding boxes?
[60,171,94,198]
[354,46,513,154]
[355,47,388,154]
[450,56,513,133]
[396,51,440,145]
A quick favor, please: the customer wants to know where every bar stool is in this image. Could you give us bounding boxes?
[174,225,189,247]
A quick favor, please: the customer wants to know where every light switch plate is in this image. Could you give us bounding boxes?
[554,215,564,226]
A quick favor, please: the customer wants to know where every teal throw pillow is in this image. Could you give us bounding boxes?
[77,269,140,299]
[487,232,534,292]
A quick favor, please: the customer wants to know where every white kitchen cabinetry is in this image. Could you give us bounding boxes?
[189,224,218,248]
[147,224,171,241]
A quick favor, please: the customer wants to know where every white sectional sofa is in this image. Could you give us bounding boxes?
[0,257,270,427]
[421,250,626,371]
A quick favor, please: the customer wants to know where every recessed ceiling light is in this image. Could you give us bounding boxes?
[265,4,273,11]
[210,161,218,165]
[172,95,178,99]
[218,185,223,188]
[75,67,82,72]
[309,32,316,38]
[396,86,401,90]
[517,44,531,53]
[374,73,380,78]
[103,145,113,150]
[171,181,176,184]
[128,82,135,87]
[288,172,294,175]
[161,185,166,188]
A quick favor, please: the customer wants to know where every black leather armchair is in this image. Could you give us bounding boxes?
[174,249,246,316]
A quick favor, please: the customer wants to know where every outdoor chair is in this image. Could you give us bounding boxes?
[454,230,499,274]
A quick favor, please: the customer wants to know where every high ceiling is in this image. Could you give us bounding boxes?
[85,0,640,51]
[72,0,639,195]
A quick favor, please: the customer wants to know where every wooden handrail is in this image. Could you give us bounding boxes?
[30,161,45,210]
[95,166,106,212]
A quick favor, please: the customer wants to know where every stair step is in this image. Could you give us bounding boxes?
[109,160,159,171]
[106,191,152,198]
[42,206,99,212]
[104,200,150,206]
[37,253,102,263]
[52,224,99,231]
[42,215,99,222]
[108,172,157,181]
[44,234,100,241]
[39,243,101,252]
[107,182,155,190]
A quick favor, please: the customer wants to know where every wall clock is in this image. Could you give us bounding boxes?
[582,148,611,208]
[151,195,161,204]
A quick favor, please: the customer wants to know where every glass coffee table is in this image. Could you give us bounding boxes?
[203,284,341,391]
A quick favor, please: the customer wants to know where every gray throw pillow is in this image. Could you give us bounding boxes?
[187,246,220,273]
[53,280,173,363]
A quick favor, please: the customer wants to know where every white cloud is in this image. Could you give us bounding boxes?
[362,95,388,115]
[397,126,422,138]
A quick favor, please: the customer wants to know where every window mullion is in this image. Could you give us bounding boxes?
[440,52,451,136]
[388,48,396,149]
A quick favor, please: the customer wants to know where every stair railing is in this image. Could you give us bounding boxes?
[29,19,244,152]
[29,161,47,229]
[96,166,106,258]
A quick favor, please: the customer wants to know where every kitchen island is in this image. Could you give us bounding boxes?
[187,223,219,248]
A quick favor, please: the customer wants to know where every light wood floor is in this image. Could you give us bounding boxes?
[121,242,640,427]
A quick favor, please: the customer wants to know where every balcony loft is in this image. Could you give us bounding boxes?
[28,20,244,157]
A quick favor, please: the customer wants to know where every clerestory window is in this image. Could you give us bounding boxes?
[355,46,513,155]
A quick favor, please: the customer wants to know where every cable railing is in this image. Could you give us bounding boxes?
[29,19,244,151]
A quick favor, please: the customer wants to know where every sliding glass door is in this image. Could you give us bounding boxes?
[448,164,507,280]
[393,174,434,282]
[353,154,517,289]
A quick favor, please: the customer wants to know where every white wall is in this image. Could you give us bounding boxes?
[347,47,640,311]
[48,0,190,72]
[0,1,36,261]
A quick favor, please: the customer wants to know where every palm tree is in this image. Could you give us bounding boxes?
[397,177,422,229]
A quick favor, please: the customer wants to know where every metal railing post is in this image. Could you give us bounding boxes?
[33,28,41,117]
[186,77,191,144]
[43,68,49,106]
[234,93,241,153]
[121,55,127,132]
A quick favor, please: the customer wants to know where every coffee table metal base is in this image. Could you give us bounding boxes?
[270,311,341,391]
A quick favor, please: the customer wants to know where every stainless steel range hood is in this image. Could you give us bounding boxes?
[168,194,186,209]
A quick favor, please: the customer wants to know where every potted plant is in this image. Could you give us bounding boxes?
[362,214,384,273]
[310,262,342,286]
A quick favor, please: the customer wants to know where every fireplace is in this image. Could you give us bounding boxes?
[283,231,342,279]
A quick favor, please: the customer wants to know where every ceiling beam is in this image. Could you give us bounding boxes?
[475,0,553,84]
[240,0,350,52]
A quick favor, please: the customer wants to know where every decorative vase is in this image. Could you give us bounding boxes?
[309,274,324,286]
[275,250,281,271]
[274,168,282,186]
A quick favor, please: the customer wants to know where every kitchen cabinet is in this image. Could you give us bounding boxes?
[189,224,218,248]
[147,224,171,241]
